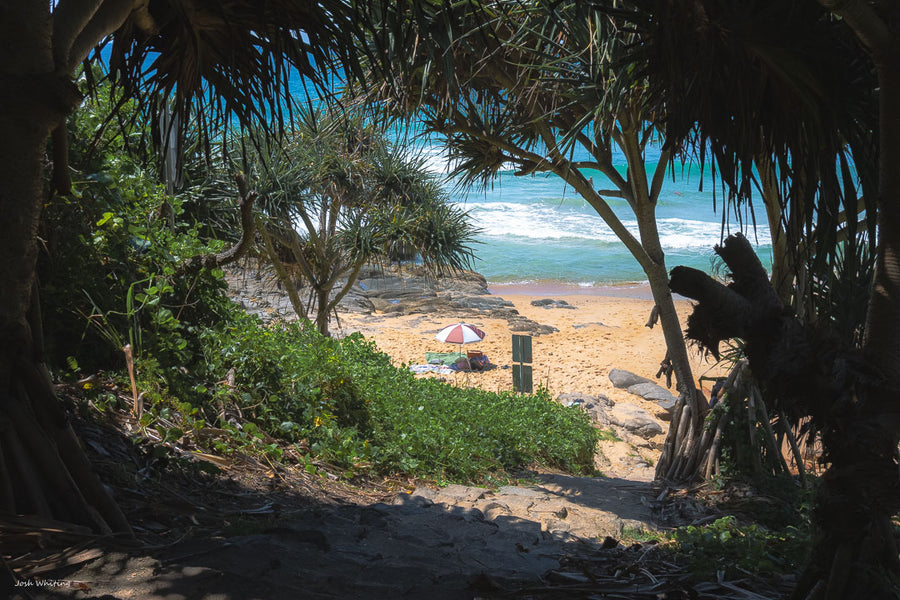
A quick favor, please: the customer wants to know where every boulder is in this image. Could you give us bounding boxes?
[608,369,653,389]
[558,393,614,428]
[626,382,677,403]
[557,392,612,407]
[450,295,515,311]
[608,404,664,439]
[503,313,558,335]
[656,397,678,417]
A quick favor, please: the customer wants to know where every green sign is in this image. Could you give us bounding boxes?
[511,334,532,364]
[512,334,533,393]
[513,364,533,394]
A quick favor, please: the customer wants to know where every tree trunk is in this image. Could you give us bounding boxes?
[756,153,795,305]
[315,286,331,337]
[669,233,900,598]
[614,121,704,482]
[0,4,130,534]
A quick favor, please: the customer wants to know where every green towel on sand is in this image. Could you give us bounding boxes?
[425,351,465,366]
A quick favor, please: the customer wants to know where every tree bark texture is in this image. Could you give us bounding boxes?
[0,2,130,533]
[670,233,900,599]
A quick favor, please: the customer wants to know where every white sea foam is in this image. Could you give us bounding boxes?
[456,200,771,251]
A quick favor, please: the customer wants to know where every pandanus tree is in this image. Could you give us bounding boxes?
[608,0,881,482]
[238,106,478,337]
[357,0,705,413]
[0,1,375,534]
[611,0,897,596]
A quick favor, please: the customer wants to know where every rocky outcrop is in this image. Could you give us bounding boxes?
[558,392,614,429]
[609,369,678,419]
[608,404,664,439]
[224,262,558,335]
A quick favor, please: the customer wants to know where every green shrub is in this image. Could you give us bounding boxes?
[672,516,810,578]
[189,318,599,481]
[46,77,598,485]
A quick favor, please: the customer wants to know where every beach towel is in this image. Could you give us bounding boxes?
[425,351,465,366]
[409,364,455,375]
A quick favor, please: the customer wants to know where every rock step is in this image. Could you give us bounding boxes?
[403,474,655,543]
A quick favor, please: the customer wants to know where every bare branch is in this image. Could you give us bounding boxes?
[52,0,104,70]
[67,0,147,72]
[177,173,257,274]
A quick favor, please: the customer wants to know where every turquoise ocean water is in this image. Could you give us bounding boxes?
[418,143,773,290]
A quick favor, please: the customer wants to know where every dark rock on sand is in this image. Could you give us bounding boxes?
[608,368,653,389]
[507,316,559,335]
[573,321,607,329]
[531,298,577,309]
[627,382,677,404]
[451,295,515,311]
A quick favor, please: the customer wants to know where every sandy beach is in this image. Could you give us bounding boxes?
[333,285,725,421]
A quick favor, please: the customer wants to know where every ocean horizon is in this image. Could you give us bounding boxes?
[419,142,774,290]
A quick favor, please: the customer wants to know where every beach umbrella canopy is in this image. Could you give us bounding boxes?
[435,323,486,345]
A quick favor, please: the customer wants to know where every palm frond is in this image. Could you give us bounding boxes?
[97,0,373,167]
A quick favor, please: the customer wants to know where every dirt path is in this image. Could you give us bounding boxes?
[11,468,677,600]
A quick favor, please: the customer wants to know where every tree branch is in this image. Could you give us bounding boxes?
[177,173,256,274]
[52,0,104,70]
[67,0,147,72]
[326,260,365,313]
[650,148,672,205]
[258,222,306,318]
[820,0,892,60]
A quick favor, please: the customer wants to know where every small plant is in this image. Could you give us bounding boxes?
[597,428,621,442]
[672,516,810,578]
[620,525,662,543]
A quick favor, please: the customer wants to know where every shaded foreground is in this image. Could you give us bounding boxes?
[3,408,797,600]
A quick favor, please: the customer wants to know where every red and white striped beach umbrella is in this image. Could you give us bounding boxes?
[435,323,486,345]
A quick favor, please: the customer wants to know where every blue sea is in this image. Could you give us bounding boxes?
[418,143,773,291]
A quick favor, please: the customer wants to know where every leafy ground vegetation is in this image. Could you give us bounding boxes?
[73,318,600,484]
